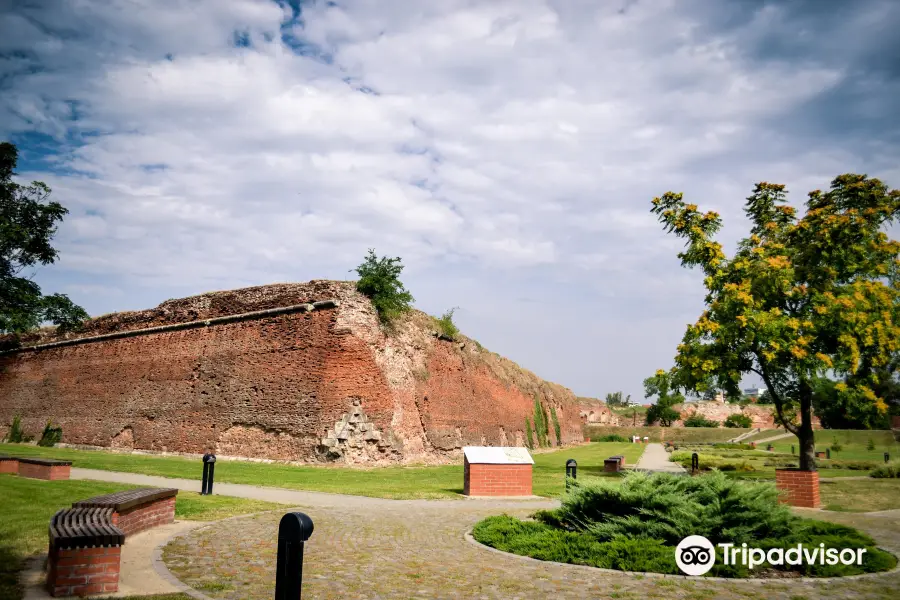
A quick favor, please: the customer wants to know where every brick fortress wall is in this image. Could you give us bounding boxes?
[0,281,584,464]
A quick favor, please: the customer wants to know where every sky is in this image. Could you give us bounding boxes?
[1,0,899,401]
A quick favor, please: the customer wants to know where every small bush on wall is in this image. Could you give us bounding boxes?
[38,421,63,447]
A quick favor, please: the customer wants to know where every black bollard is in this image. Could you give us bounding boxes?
[201,451,217,495]
[886,452,891,464]
[275,512,314,600]
[691,452,699,475]
[791,445,795,455]
[826,448,831,459]
[565,459,577,491]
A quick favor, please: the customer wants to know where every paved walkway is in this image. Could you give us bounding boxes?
[634,443,686,473]
[69,468,900,600]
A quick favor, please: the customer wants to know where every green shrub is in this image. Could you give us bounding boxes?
[525,417,534,449]
[670,451,754,472]
[723,413,753,428]
[830,438,844,453]
[867,438,876,451]
[37,421,63,447]
[817,459,877,471]
[870,460,900,478]
[353,249,414,324]
[683,414,720,428]
[712,442,754,451]
[434,308,459,340]
[6,414,25,443]
[472,515,678,573]
[545,471,790,545]
[550,406,561,446]
[593,434,628,443]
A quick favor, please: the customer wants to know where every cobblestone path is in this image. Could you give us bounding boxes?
[162,499,900,600]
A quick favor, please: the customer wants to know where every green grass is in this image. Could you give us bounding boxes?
[0,442,645,500]
[0,475,282,600]
[769,429,900,462]
[585,425,751,443]
[820,479,900,512]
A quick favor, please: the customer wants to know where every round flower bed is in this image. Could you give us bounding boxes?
[472,471,896,578]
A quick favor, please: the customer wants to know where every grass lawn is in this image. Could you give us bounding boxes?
[819,479,900,512]
[0,475,284,600]
[0,442,645,500]
[769,429,900,462]
[585,425,751,443]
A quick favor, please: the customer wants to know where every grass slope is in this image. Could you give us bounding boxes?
[0,442,644,500]
[0,475,282,600]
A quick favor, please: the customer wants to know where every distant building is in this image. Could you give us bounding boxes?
[743,387,765,398]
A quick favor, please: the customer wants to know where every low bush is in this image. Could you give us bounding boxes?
[4,415,31,443]
[684,414,720,428]
[817,459,878,471]
[670,451,754,472]
[37,421,63,447]
[870,460,900,478]
[592,434,628,443]
[723,414,753,428]
[712,442,755,451]
[473,472,897,577]
[434,308,460,340]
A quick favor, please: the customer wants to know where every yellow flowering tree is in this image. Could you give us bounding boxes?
[651,174,900,471]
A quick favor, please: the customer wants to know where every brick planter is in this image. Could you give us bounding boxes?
[48,545,121,597]
[775,469,820,508]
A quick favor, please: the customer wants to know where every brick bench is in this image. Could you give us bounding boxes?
[604,456,624,473]
[47,507,125,597]
[0,455,17,474]
[12,457,72,480]
[73,487,178,536]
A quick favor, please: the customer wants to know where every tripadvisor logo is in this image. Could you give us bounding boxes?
[675,535,868,576]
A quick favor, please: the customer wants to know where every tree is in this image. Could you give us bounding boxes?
[643,369,683,426]
[811,357,900,429]
[724,413,753,428]
[605,391,624,407]
[651,174,900,471]
[1,142,88,336]
[683,413,719,427]
[352,249,414,324]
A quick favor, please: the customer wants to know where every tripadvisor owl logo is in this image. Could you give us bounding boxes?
[676,535,716,576]
[675,535,869,576]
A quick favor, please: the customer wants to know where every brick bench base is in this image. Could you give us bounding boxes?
[18,461,71,481]
[48,545,122,597]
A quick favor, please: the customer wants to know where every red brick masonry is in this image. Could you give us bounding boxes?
[775,469,821,509]
[47,545,121,597]
[11,457,72,480]
[0,456,17,474]
[111,496,176,536]
[464,459,532,496]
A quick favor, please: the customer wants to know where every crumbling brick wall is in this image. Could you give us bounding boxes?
[0,281,584,463]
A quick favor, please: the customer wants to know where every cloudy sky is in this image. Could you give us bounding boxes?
[1,0,899,401]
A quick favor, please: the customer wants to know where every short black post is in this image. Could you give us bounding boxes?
[691,452,699,475]
[886,452,891,464]
[202,452,217,495]
[275,512,314,600]
[565,459,577,491]
[791,445,795,455]
[826,448,831,459]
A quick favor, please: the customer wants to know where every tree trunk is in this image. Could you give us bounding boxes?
[797,387,817,472]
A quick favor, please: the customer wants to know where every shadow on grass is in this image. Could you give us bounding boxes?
[0,543,24,600]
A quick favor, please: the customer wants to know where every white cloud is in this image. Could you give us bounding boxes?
[2,0,898,399]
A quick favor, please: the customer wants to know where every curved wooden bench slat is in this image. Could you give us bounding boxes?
[50,507,125,549]
[73,487,178,512]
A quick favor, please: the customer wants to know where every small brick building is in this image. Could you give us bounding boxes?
[463,446,533,497]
